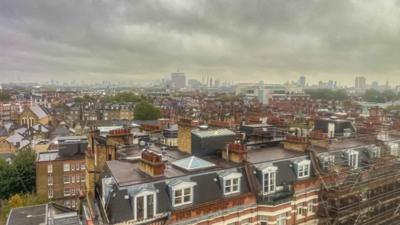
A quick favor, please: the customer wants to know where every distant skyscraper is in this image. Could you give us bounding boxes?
[298,75,306,87]
[372,81,379,90]
[355,76,366,90]
[171,72,186,89]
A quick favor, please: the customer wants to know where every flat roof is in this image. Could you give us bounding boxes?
[107,147,237,186]
[6,204,46,225]
[246,145,305,164]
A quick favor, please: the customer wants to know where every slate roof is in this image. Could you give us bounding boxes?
[30,105,48,119]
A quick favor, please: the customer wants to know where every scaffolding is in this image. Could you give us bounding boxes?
[308,136,400,225]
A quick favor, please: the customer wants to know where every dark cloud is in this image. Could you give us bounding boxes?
[0,0,399,85]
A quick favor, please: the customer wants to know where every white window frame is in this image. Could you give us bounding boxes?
[64,187,71,197]
[170,181,196,207]
[134,190,157,221]
[221,172,242,195]
[63,163,70,172]
[48,175,53,186]
[48,188,53,199]
[296,160,311,178]
[346,150,359,169]
[277,213,287,225]
[262,166,278,195]
[47,164,53,173]
[64,175,70,184]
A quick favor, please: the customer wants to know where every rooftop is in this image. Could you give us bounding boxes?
[6,204,46,225]
[191,128,235,138]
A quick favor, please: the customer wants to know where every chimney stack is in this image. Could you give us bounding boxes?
[223,142,247,163]
[139,150,165,177]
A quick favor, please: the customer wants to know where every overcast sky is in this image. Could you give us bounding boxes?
[1,0,400,85]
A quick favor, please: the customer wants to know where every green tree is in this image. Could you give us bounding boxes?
[0,150,36,200]
[101,92,141,103]
[0,91,11,102]
[74,94,95,104]
[305,89,348,101]
[134,101,161,120]
[362,89,399,103]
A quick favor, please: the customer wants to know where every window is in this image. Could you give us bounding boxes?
[64,187,71,197]
[47,164,53,173]
[173,187,192,206]
[80,163,85,170]
[63,163,70,172]
[76,174,80,183]
[220,172,242,196]
[276,213,287,225]
[64,175,70,184]
[169,181,196,207]
[258,215,268,223]
[240,218,251,224]
[346,150,359,169]
[135,192,156,221]
[71,163,75,171]
[71,188,76,196]
[262,166,277,194]
[296,160,311,179]
[224,177,240,195]
[297,202,307,217]
[48,175,53,186]
[48,188,53,199]
[81,174,86,182]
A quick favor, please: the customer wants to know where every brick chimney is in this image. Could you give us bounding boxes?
[107,128,133,145]
[283,135,308,152]
[223,142,247,163]
[139,150,165,177]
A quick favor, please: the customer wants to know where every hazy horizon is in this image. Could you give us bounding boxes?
[1,0,400,86]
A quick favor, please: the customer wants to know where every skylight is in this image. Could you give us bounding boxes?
[172,156,216,171]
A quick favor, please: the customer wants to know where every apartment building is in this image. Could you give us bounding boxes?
[36,136,87,209]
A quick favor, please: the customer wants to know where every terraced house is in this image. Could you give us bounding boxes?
[83,119,400,225]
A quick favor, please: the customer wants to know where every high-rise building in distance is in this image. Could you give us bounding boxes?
[355,76,366,90]
[171,72,186,89]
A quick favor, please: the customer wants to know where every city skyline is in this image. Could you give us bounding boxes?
[1,1,400,85]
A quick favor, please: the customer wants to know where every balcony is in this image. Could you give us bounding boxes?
[258,191,293,206]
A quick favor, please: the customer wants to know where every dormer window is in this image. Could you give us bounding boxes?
[260,165,278,195]
[294,159,311,179]
[134,190,156,221]
[345,149,359,169]
[219,172,242,195]
[169,180,196,207]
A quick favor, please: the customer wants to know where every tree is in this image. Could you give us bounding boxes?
[74,94,95,104]
[134,101,161,120]
[0,150,36,200]
[305,89,349,101]
[0,91,11,102]
[101,92,141,103]
[363,89,399,103]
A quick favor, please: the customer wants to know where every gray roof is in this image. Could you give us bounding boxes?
[6,202,81,225]
[192,129,235,139]
[6,204,46,225]
[30,105,48,119]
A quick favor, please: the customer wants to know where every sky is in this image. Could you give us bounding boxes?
[1,0,400,86]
